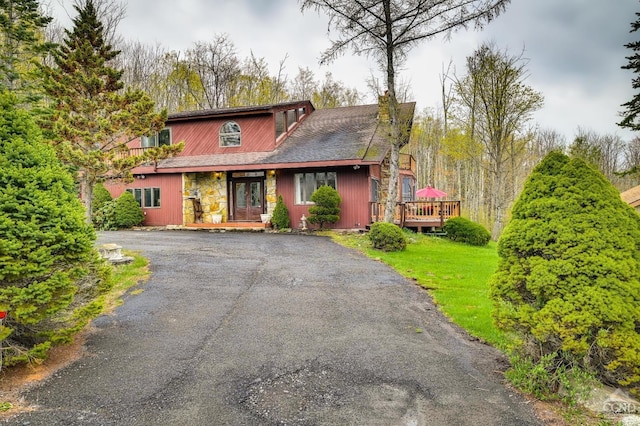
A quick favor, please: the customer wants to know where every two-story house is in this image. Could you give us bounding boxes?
[105,97,417,230]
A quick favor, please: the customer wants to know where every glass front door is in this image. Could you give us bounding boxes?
[233,179,263,221]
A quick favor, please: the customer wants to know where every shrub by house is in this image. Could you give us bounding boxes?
[114,191,144,228]
[271,195,290,229]
[307,185,341,229]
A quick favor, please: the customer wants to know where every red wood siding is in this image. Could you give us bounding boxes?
[107,174,183,226]
[173,115,275,155]
[276,167,371,230]
[127,116,276,155]
[126,102,313,157]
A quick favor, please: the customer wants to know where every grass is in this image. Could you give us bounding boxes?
[103,250,150,310]
[330,231,505,348]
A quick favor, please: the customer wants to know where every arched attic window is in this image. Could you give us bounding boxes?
[219,121,241,147]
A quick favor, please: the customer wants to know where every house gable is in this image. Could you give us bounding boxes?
[130,100,313,159]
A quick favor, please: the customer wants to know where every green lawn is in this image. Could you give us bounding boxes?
[330,232,506,348]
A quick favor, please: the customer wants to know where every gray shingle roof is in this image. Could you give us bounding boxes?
[264,102,415,165]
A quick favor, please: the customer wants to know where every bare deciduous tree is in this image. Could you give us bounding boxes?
[290,66,316,101]
[570,127,625,181]
[187,35,241,109]
[453,43,543,238]
[228,51,289,107]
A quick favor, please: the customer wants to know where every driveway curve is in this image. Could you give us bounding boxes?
[3,231,541,425]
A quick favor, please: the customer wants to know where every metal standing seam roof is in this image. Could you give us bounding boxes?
[156,101,416,170]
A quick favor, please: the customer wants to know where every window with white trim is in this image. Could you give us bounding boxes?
[220,121,241,146]
[294,171,337,204]
[127,187,160,208]
[142,128,171,147]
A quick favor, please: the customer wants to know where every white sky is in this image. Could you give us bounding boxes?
[48,0,638,144]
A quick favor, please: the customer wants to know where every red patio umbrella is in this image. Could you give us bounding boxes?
[416,186,447,198]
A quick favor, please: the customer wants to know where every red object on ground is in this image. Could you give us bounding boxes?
[0,311,6,320]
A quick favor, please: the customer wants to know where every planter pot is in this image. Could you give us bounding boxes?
[260,213,272,224]
[211,214,222,224]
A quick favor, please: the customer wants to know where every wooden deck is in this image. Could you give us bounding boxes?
[370,201,461,232]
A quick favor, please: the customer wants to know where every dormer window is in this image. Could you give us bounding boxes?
[220,121,241,147]
[142,128,171,147]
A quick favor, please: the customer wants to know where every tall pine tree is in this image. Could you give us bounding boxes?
[0,0,53,97]
[620,8,640,132]
[40,0,182,223]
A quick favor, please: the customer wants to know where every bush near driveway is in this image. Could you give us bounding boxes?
[0,93,111,367]
[491,151,640,395]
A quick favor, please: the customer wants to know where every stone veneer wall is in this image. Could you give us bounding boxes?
[266,173,277,214]
[183,172,228,223]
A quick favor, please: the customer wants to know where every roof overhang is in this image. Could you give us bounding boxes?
[148,159,382,174]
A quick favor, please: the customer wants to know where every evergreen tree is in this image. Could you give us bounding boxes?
[40,0,182,223]
[491,151,640,393]
[92,182,113,215]
[0,91,109,366]
[307,185,341,229]
[271,195,290,229]
[113,190,144,228]
[0,0,53,97]
[620,8,640,132]
[91,182,114,229]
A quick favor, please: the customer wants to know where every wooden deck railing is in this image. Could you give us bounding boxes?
[369,200,461,229]
[111,147,149,161]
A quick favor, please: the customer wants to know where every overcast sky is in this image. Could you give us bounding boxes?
[49,0,639,144]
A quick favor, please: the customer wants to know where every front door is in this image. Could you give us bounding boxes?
[233,179,263,221]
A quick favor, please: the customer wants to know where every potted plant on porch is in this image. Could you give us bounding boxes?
[260,213,272,224]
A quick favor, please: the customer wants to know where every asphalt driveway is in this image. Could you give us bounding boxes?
[2,230,541,425]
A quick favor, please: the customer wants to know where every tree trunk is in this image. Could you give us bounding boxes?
[80,174,94,225]
[491,165,505,240]
[383,0,400,223]
[384,141,400,222]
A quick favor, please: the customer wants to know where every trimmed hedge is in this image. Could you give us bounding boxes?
[369,222,406,251]
[271,195,290,229]
[114,191,144,228]
[308,185,341,229]
[443,217,491,246]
